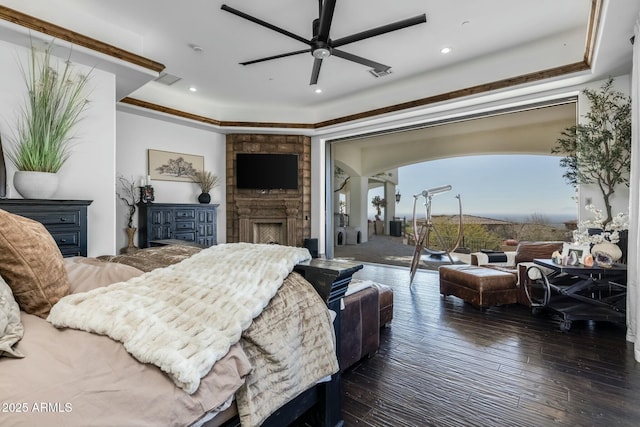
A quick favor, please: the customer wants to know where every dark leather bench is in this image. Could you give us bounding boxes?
[438,264,517,309]
[340,282,394,370]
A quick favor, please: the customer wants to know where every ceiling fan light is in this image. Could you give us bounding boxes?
[312,47,331,59]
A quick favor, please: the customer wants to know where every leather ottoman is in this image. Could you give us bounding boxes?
[439,264,517,309]
[371,282,394,327]
[340,286,380,370]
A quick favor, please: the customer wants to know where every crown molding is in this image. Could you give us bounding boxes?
[0,5,164,73]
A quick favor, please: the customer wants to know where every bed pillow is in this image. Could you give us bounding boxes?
[64,257,143,294]
[0,209,70,318]
[0,275,25,358]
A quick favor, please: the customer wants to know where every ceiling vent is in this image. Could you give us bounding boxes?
[154,72,182,85]
[369,68,393,78]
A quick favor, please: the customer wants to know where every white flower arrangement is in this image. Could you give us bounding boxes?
[572,204,629,245]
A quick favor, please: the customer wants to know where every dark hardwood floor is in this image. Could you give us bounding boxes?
[340,262,640,427]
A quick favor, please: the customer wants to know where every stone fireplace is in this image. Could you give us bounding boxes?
[226,134,311,247]
[236,197,300,246]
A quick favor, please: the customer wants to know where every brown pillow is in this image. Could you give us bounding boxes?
[514,241,564,264]
[0,209,69,318]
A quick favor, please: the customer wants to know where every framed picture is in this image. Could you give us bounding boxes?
[148,149,204,182]
[561,243,591,265]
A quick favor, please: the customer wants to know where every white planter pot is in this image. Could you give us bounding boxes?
[13,171,59,199]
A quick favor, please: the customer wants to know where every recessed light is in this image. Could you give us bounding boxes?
[315,88,323,94]
[189,86,197,92]
[440,47,452,54]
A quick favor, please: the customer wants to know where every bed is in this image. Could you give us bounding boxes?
[0,208,355,427]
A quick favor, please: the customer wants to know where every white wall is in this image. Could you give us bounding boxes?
[115,109,226,250]
[0,39,117,257]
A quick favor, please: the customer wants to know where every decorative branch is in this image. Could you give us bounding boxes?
[116,175,139,228]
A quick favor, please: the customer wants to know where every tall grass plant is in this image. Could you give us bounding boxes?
[7,42,91,172]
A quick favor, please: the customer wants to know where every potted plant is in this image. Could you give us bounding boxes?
[191,170,219,204]
[552,77,631,226]
[371,195,386,235]
[6,42,92,199]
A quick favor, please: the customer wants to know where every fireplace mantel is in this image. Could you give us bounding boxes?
[235,198,300,246]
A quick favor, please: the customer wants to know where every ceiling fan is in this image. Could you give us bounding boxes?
[220,1,427,85]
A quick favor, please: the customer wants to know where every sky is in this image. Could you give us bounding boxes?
[367,154,578,223]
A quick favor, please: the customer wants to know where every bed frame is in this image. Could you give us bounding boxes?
[220,259,363,427]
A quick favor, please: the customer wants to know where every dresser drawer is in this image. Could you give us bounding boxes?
[175,209,196,219]
[19,210,80,227]
[175,221,195,231]
[50,231,80,247]
[173,232,196,241]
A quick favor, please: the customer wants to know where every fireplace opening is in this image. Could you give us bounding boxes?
[253,222,285,245]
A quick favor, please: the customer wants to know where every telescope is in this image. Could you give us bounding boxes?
[414,185,452,198]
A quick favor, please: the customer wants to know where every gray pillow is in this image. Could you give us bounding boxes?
[0,275,24,358]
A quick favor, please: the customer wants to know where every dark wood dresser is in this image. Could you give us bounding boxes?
[0,199,92,257]
[138,203,218,249]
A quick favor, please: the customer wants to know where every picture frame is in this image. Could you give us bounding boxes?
[148,149,204,183]
[561,243,591,265]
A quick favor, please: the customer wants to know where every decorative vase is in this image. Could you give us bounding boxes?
[198,192,211,204]
[13,171,59,199]
[121,227,138,254]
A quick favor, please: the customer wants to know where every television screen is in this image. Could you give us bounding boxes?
[236,153,299,190]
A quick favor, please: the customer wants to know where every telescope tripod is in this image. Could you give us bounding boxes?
[409,186,462,284]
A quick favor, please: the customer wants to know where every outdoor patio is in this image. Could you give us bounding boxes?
[333,234,470,271]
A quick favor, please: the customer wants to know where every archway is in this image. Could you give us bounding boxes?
[329,101,577,266]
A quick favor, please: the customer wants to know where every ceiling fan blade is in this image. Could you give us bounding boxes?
[221,4,311,46]
[240,49,310,66]
[332,14,427,48]
[317,0,337,41]
[310,58,323,85]
[332,49,390,71]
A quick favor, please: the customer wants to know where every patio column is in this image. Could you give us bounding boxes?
[349,176,369,243]
[384,181,396,235]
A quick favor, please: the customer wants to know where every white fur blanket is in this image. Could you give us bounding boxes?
[47,243,311,394]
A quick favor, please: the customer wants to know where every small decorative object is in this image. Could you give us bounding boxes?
[591,242,622,268]
[6,41,92,199]
[572,205,629,264]
[140,185,155,204]
[567,250,580,266]
[190,170,219,204]
[117,175,140,254]
[551,250,562,265]
[561,243,590,265]
[583,254,594,267]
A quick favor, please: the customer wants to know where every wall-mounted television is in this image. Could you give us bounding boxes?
[236,153,299,190]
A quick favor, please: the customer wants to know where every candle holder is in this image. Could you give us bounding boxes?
[139,185,155,204]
